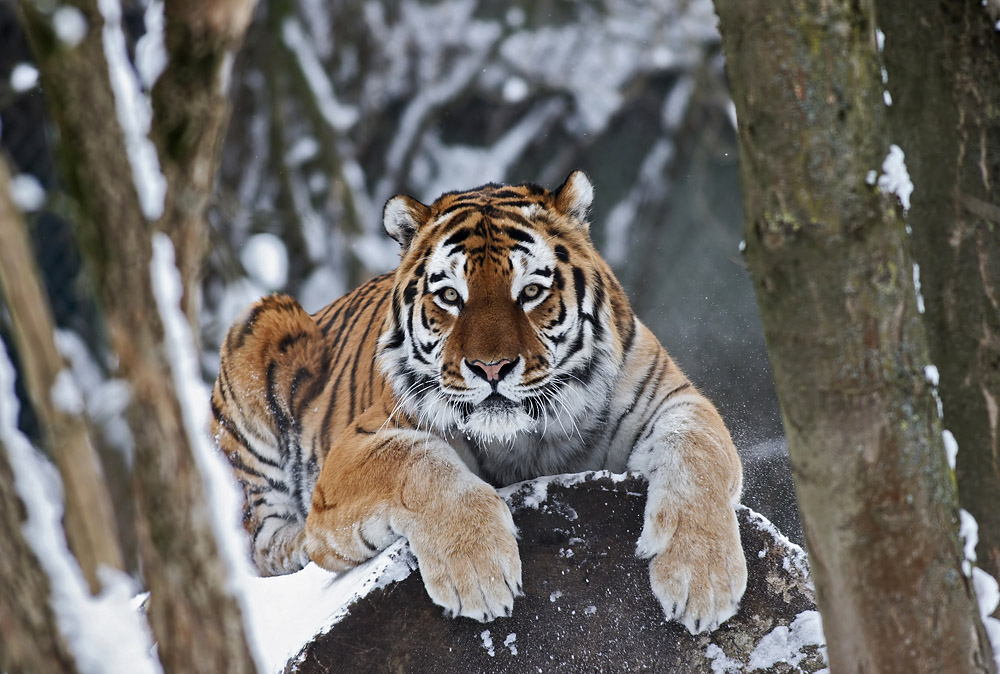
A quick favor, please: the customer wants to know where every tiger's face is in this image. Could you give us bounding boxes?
[378,171,629,446]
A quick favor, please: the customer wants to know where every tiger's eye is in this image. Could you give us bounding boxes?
[522,284,542,300]
[438,287,460,305]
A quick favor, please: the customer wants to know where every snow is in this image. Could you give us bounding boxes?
[134,0,167,90]
[96,0,166,221]
[748,610,826,671]
[480,629,496,657]
[960,508,978,576]
[0,339,162,674]
[150,234,266,671]
[502,76,530,103]
[281,18,359,132]
[8,173,46,211]
[876,28,886,52]
[504,632,518,655]
[51,369,85,416]
[924,364,939,386]
[53,6,88,47]
[241,233,289,291]
[10,63,39,92]
[913,264,925,313]
[877,144,913,211]
[705,643,743,673]
[942,430,958,470]
[972,565,1000,671]
[54,329,134,461]
[247,540,417,673]
[883,90,892,106]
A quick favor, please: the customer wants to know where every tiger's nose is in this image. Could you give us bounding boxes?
[467,358,518,389]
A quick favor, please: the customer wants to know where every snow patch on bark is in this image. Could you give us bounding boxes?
[0,339,162,674]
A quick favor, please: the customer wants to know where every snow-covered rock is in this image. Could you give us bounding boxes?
[285,472,825,673]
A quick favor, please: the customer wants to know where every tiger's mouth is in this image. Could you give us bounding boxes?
[478,392,516,410]
[457,392,537,443]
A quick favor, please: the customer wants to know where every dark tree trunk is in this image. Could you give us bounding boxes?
[18,1,258,672]
[875,0,1000,595]
[713,0,996,672]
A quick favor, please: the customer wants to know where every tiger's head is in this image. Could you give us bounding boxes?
[377,171,635,446]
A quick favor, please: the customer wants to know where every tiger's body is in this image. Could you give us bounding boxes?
[211,172,747,633]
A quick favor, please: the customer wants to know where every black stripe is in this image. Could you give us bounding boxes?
[211,398,283,470]
[443,228,472,247]
[348,292,390,418]
[502,226,535,243]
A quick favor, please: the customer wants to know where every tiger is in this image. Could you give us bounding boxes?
[210,171,747,633]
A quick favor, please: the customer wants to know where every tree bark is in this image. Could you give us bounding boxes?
[875,0,1000,595]
[713,1,996,672]
[18,2,257,672]
[0,154,125,593]
[0,434,80,674]
[151,0,256,330]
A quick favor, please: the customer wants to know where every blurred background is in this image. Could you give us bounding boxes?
[0,0,799,542]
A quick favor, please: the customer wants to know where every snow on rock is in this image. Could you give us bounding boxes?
[877,144,913,211]
[96,0,166,220]
[479,629,495,657]
[8,173,46,212]
[705,643,743,674]
[748,610,826,671]
[288,472,825,673]
[0,339,162,674]
[249,540,417,674]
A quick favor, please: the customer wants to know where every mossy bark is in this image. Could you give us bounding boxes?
[875,0,1000,598]
[713,0,996,672]
[18,2,257,672]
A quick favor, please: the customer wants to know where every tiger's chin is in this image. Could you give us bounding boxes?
[458,396,537,444]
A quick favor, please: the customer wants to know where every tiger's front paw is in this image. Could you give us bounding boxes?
[405,485,522,622]
[638,504,747,634]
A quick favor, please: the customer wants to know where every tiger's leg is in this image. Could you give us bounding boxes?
[305,416,522,622]
[624,335,747,633]
[211,294,324,576]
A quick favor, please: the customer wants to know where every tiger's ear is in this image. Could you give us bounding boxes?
[383,195,431,249]
[554,170,594,228]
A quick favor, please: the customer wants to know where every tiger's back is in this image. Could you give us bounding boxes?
[211,275,395,574]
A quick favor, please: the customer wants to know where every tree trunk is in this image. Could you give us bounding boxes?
[713,1,996,672]
[18,2,257,672]
[0,434,79,674]
[875,0,1000,595]
[0,155,125,593]
[151,0,256,330]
